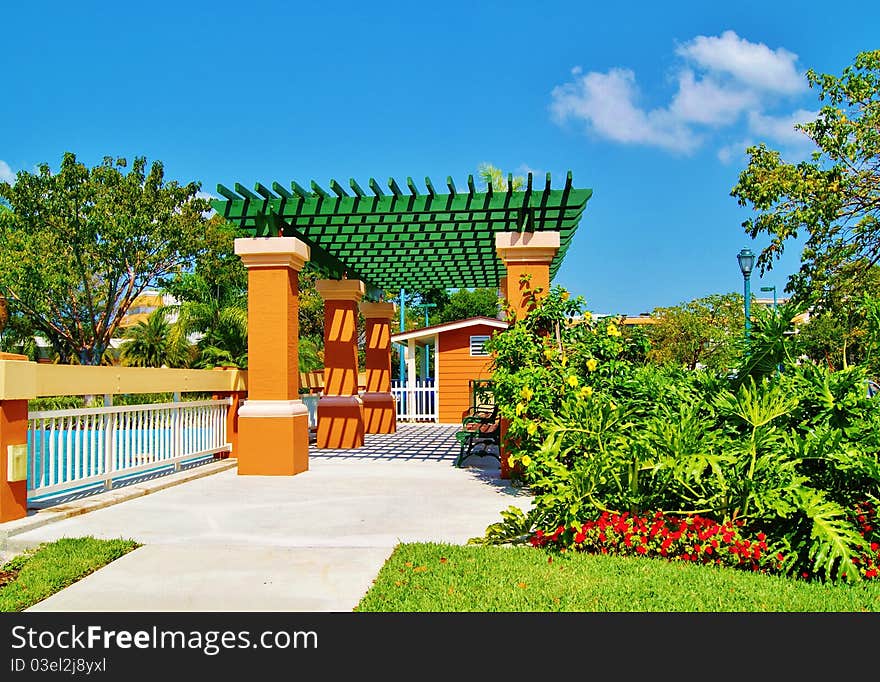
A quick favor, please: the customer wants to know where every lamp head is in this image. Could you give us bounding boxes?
[737,248,755,277]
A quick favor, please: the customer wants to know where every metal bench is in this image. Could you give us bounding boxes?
[454,404,501,467]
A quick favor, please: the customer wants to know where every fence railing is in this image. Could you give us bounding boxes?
[27,398,232,499]
[390,380,437,422]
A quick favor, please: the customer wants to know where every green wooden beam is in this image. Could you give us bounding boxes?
[234,183,262,203]
[255,183,276,200]
[330,179,349,198]
[388,177,403,197]
[271,182,293,199]
[349,178,366,197]
[406,176,419,196]
[216,184,239,201]
[291,181,311,199]
[310,180,329,198]
[368,177,384,197]
[425,177,436,196]
[446,176,456,196]
[467,174,476,196]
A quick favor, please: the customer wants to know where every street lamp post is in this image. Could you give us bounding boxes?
[737,248,756,340]
[760,285,777,314]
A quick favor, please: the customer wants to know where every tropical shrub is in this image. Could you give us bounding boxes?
[477,278,880,583]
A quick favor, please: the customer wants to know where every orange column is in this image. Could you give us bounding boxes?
[315,279,365,449]
[495,232,560,479]
[0,353,29,522]
[359,301,397,434]
[233,237,310,475]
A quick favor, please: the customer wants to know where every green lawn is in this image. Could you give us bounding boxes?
[0,537,140,612]
[355,542,880,612]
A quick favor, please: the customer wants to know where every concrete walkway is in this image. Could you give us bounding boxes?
[0,424,530,612]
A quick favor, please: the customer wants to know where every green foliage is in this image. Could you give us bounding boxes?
[0,152,214,365]
[119,309,191,368]
[477,283,879,584]
[435,288,500,323]
[730,50,880,301]
[645,293,745,371]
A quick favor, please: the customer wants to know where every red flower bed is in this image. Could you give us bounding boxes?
[529,508,880,581]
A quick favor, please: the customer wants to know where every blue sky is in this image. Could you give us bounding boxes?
[2,1,878,315]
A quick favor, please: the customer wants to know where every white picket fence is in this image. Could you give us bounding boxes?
[26,399,232,500]
[390,380,438,422]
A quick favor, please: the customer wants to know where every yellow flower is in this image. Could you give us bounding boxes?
[560,354,568,367]
[507,456,516,468]
[586,358,598,372]
[520,386,534,401]
[516,402,527,416]
[579,386,593,399]
[566,375,579,388]
[521,455,532,467]
[610,401,617,410]
[543,348,555,361]
[583,311,592,322]
[526,422,538,436]
[561,291,569,301]
[607,323,621,337]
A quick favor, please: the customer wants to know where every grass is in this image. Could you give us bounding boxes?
[0,537,140,612]
[355,542,880,612]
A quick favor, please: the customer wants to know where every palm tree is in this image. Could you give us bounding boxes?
[119,310,191,368]
[477,163,525,192]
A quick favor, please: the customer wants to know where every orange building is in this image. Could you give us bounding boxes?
[390,317,508,424]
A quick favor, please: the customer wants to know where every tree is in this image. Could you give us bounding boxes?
[645,293,745,371]
[731,50,880,302]
[0,152,216,365]
[436,288,500,323]
[119,309,190,368]
[478,163,525,191]
[793,263,880,371]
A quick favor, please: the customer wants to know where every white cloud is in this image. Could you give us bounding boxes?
[670,69,757,125]
[0,160,15,184]
[550,68,699,153]
[747,109,817,147]
[551,31,811,159]
[675,30,804,94]
[717,139,753,164]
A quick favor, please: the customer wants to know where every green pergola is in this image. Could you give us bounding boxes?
[210,171,592,294]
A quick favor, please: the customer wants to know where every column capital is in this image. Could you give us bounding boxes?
[234,237,310,271]
[495,231,560,265]
[359,301,397,319]
[315,278,366,302]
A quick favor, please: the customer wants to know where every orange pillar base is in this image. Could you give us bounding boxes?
[317,396,365,449]
[361,392,396,434]
[236,401,309,476]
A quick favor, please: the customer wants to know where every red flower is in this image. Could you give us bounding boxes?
[575,531,586,544]
[871,543,879,552]
[636,546,647,555]
[757,533,766,541]
[865,569,877,579]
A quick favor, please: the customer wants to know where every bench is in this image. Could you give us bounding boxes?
[454,404,501,467]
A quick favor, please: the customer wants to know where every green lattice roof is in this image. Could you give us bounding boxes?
[211,171,592,293]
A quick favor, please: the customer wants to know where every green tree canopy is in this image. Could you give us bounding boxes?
[0,152,215,365]
[731,50,880,302]
[645,293,745,371]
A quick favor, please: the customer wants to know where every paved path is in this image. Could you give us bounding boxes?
[1,424,529,612]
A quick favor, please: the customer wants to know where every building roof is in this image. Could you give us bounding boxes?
[390,316,508,344]
[210,172,592,294]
